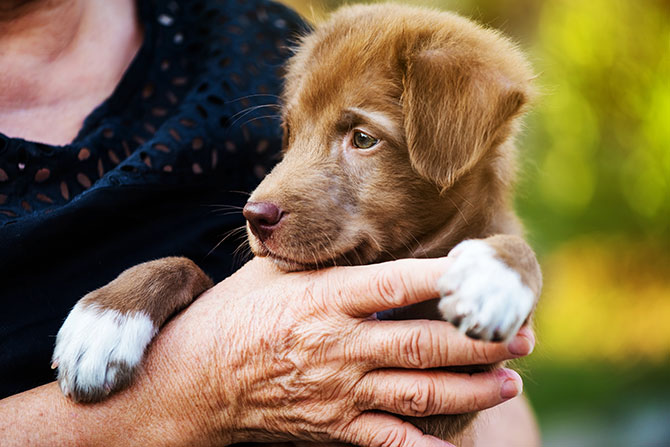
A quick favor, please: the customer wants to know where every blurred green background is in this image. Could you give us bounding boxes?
[279,0,670,444]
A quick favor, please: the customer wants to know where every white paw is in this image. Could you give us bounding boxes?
[437,240,534,342]
[52,303,157,402]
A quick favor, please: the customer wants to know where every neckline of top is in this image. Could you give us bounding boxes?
[0,0,156,151]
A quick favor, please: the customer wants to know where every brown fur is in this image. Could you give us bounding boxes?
[78,257,213,324]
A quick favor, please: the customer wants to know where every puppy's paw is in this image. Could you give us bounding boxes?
[437,240,534,342]
[52,303,157,402]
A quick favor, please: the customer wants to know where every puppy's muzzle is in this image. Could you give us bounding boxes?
[243,201,285,242]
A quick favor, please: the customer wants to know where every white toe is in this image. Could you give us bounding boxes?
[53,303,157,401]
[438,240,534,342]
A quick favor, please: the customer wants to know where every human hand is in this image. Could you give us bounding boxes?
[105,257,534,447]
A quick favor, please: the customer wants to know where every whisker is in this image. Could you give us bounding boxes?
[228,190,251,197]
[229,104,281,128]
[229,103,281,120]
[238,114,281,128]
[232,242,254,266]
[205,203,245,217]
[210,210,244,217]
[232,243,246,259]
[227,93,281,103]
[203,204,245,210]
[206,225,247,257]
[233,233,252,253]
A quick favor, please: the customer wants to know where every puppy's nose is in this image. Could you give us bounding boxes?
[243,201,284,242]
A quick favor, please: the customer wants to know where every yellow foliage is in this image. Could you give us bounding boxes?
[536,239,670,364]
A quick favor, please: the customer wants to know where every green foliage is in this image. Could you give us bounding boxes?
[517,0,670,253]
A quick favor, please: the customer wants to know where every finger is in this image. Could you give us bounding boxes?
[507,325,535,356]
[354,320,535,369]
[339,412,455,447]
[356,368,522,417]
[325,257,452,317]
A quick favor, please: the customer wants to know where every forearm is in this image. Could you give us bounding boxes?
[0,380,191,447]
[0,382,112,447]
[462,395,540,446]
[0,306,233,447]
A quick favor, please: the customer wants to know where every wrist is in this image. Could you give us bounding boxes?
[132,290,239,447]
[184,272,291,444]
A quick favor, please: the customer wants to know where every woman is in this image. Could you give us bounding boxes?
[0,0,539,445]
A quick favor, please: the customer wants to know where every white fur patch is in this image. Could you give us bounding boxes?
[53,303,157,401]
[437,240,534,342]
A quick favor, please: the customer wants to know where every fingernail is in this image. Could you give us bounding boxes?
[499,369,523,399]
[508,326,535,356]
[501,379,520,399]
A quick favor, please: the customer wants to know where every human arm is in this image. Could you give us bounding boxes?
[464,395,541,446]
[0,257,534,446]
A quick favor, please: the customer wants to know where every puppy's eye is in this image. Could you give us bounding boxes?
[352,130,379,150]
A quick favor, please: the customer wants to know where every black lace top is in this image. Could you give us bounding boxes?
[0,0,306,398]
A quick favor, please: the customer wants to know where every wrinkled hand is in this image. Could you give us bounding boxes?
[128,257,534,447]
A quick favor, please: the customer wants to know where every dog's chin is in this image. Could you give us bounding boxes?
[254,244,314,272]
[249,238,379,272]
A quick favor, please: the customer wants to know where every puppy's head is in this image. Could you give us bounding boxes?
[244,4,534,271]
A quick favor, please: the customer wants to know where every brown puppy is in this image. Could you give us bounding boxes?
[53,3,541,442]
[241,4,541,440]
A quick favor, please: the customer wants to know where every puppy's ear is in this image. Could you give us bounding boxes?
[402,48,529,189]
